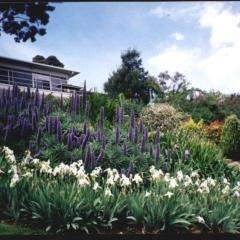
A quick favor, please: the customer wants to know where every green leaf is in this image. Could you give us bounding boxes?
[45,226,51,232]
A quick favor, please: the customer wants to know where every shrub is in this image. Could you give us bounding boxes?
[88,92,119,125]
[203,120,223,145]
[220,115,240,160]
[141,103,187,132]
[181,117,204,132]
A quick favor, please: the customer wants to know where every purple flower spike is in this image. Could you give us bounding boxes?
[140,136,145,153]
[101,134,106,149]
[127,161,134,177]
[76,94,80,113]
[116,106,123,125]
[83,121,87,134]
[82,129,90,151]
[123,142,128,156]
[138,119,143,133]
[120,107,124,124]
[40,92,45,111]
[143,127,148,142]
[21,119,27,137]
[47,117,51,134]
[36,127,42,146]
[115,106,119,124]
[34,87,39,107]
[28,103,32,119]
[155,128,160,144]
[165,149,171,162]
[128,126,133,142]
[0,123,3,136]
[31,112,37,131]
[84,144,92,170]
[35,109,39,122]
[27,86,31,99]
[115,126,120,144]
[56,121,62,143]
[155,143,160,163]
[134,126,138,144]
[97,130,102,142]
[130,110,135,128]
[79,134,85,146]
[67,133,72,150]
[90,152,96,170]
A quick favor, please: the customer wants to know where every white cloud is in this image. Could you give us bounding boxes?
[199,3,240,49]
[149,3,204,22]
[171,32,184,41]
[147,45,204,88]
[148,3,240,94]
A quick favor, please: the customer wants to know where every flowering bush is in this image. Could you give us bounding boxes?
[141,103,187,132]
[181,117,204,132]
[203,120,223,144]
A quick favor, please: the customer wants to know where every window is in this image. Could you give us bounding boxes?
[0,68,9,84]
[32,73,50,90]
[12,70,32,87]
[51,77,62,91]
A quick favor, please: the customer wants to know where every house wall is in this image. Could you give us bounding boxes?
[0,63,68,92]
[0,62,69,79]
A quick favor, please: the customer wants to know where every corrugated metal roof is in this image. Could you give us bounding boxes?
[0,55,80,78]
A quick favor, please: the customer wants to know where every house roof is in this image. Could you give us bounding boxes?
[0,55,79,78]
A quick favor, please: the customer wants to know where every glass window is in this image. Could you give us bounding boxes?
[32,73,50,90]
[0,68,9,84]
[12,70,32,87]
[51,77,62,91]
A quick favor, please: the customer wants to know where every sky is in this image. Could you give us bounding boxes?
[1,2,240,94]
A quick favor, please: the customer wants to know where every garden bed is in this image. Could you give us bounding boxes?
[0,86,240,234]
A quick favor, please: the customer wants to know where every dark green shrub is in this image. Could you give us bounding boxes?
[88,92,119,125]
[220,115,240,160]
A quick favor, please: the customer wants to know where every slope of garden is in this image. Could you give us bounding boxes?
[0,84,240,234]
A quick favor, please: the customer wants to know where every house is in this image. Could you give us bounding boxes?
[0,55,81,97]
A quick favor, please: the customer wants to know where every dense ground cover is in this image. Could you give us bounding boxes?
[0,85,240,234]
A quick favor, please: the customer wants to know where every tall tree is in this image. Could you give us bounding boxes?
[104,48,155,104]
[158,71,190,95]
[157,71,194,107]
[0,2,55,42]
[32,55,64,68]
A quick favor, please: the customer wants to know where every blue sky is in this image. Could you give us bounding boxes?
[1,2,240,93]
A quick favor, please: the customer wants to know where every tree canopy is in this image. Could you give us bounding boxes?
[104,48,159,104]
[32,55,64,68]
[0,2,55,42]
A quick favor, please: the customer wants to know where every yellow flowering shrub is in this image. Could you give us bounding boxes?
[181,118,204,131]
